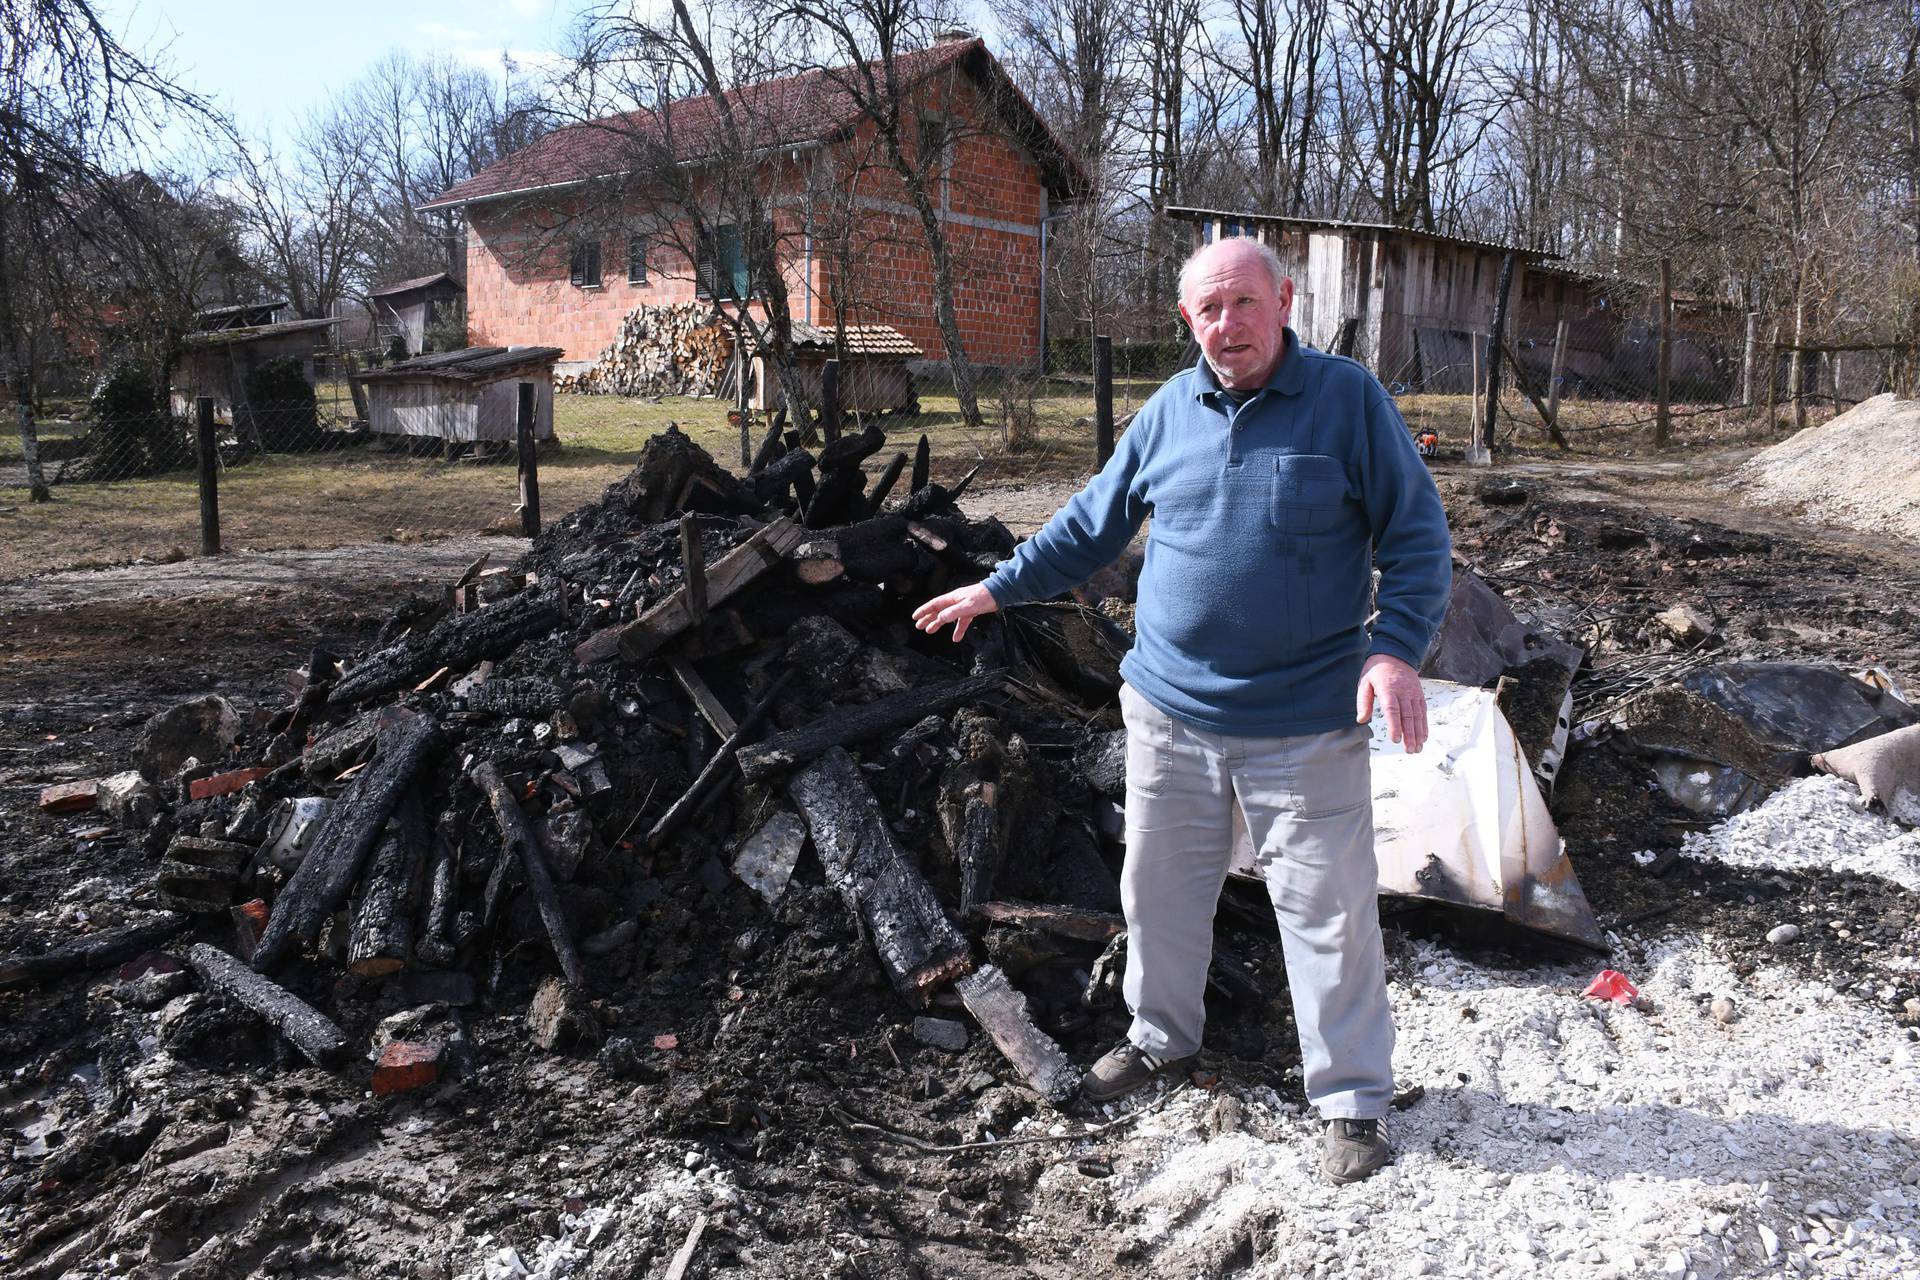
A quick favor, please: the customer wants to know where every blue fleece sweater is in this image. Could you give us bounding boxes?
[981,331,1452,736]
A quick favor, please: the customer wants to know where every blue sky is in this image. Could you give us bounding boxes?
[122,0,578,141]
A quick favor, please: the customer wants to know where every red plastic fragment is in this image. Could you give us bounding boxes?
[1582,969,1640,1005]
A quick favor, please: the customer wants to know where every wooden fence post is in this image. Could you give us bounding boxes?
[1546,312,1570,434]
[196,397,220,557]
[821,359,842,444]
[516,381,540,538]
[1093,335,1115,467]
[1654,257,1672,448]
[1741,310,1760,408]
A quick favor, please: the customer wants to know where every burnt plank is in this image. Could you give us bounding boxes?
[472,762,583,987]
[253,708,438,972]
[738,672,1004,784]
[787,748,971,1004]
[187,943,351,1066]
[0,914,189,991]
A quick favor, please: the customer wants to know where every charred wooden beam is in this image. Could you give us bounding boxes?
[644,671,794,851]
[747,448,816,505]
[187,943,350,1066]
[954,963,1077,1104]
[414,822,460,967]
[953,788,1001,915]
[910,434,930,492]
[472,762,583,986]
[347,791,428,977]
[817,423,886,473]
[0,913,188,991]
[738,672,1004,784]
[575,518,804,666]
[330,589,565,708]
[975,900,1126,943]
[865,451,908,516]
[252,708,439,973]
[679,514,708,624]
[667,655,736,737]
[787,748,971,1003]
[803,465,869,529]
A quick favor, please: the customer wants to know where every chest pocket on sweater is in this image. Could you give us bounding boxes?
[1271,454,1351,534]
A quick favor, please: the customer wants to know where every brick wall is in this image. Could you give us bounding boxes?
[464,80,1051,370]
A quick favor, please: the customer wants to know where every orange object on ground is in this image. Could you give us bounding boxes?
[373,1040,444,1095]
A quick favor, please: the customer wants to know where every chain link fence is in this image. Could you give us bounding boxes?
[7,308,1908,582]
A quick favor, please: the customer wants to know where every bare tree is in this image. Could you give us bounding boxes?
[779,0,993,427]
[0,0,229,501]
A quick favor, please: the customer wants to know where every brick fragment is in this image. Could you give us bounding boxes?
[372,1040,444,1095]
[39,779,100,814]
[188,767,271,801]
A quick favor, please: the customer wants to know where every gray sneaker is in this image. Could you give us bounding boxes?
[1322,1118,1392,1184]
[1081,1040,1185,1103]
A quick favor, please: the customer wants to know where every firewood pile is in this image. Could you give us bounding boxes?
[556,303,734,398]
[16,423,1147,1104]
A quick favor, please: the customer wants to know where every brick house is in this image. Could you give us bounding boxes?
[420,36,1083,372]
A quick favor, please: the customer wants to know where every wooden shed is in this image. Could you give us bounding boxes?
[735,323,923,415]
[369,273,464,358]
[1164,207,1741,399]
[356,346,564,444]
[170,317,338,420]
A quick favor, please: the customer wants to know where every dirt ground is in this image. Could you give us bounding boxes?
[2,448,1917,1279]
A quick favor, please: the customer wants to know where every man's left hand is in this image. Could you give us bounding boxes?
[1356,654,1428,753]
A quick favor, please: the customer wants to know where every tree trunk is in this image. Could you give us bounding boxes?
[15,392,50,503]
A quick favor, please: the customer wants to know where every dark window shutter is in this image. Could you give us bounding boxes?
[570,240,601,287]
[695,228,716,299]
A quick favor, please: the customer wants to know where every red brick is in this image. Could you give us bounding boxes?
[188,767,271,801]
[39,779,99,814]
[373,1040,445,1095]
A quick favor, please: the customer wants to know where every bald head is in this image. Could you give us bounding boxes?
[1178,237,1288,307]
[1176,237,1296,391]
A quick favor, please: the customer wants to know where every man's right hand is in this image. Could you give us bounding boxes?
[912,582,1000,642]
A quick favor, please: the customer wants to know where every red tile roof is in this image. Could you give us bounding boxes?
[420,38,1083,212]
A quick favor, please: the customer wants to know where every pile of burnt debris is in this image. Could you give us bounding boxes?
[10,426,1145,1104]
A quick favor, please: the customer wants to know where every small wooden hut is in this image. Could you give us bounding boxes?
[369,273,464,357]
[356,346,564,445]
[169,317,338,420]
[734,323,922,414]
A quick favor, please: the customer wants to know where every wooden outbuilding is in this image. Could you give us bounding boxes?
[1164,207,1743,400]
[736,323,923,415]
[369,273,465,358]
[169,317,338,420]
[356,346,564,445]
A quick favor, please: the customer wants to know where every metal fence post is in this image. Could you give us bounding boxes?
[516,381,540,537]
[1093,335,1115,467]
[196,397,220,556]
[821,358,842,444]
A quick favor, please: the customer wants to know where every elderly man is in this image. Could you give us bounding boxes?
[912,236,1451,1184]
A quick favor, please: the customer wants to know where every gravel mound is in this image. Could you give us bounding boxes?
[1736,394,1920,541]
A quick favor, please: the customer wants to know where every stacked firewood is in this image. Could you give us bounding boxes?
[557,303,734,398]
[28,422,1150,1103]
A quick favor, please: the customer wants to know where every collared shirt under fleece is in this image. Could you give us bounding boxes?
[980,330,1452,738]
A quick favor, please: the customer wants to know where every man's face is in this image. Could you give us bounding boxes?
[1177,242,1295,391]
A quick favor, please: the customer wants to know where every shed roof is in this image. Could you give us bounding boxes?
[370,272,459,298]
[420,38,1085,212]
[357,345,566,383]
[1162,206,1558,261]
[181,317,337,348]
[742,323,922,358]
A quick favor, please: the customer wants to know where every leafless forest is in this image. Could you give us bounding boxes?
[6,0,1917,435]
